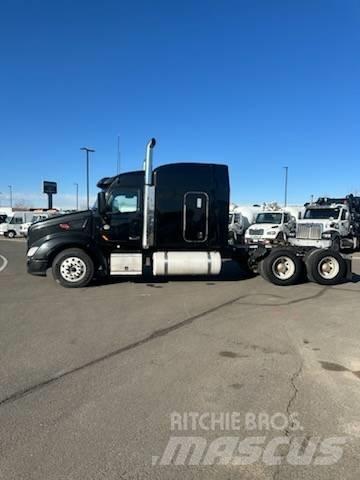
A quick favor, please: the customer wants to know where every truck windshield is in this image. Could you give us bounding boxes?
[304,208,340,220]
[255,213,282,224]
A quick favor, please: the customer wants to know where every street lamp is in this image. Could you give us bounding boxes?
[74,183,79,211]
[8,185,13,209]
[283,167,288,207]
[80,148,95,210]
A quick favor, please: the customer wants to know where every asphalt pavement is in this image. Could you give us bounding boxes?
[1,237,360,479]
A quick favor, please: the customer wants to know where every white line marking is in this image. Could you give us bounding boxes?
[0,254,8,272]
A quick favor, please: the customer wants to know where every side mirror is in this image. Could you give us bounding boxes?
[97,191,107,216]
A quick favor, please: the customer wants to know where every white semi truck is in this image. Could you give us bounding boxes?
[288,196,360,251]
[248,195,360,286]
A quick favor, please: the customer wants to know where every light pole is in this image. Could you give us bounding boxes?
[80,148,95,210]
[8,185,13,209]
[74,183,79,211]
[117,135,121,174]
[283,167,288,207]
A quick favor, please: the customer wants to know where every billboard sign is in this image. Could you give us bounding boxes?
[43,181,57,195]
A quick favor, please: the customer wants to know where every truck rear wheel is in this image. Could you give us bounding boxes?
[52,248,94,288]
[260,249,303,286]
[306,249,346,285]
[7,230,16,238]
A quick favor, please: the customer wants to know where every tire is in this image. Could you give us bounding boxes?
[7,230,16,239]
[306,249,346,285]
[261,248,304,286]
[52,248,94,288]
[258,258,269,281]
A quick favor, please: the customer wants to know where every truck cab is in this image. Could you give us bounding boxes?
[245,210,295,245]
[26,139,230,287]
[290,200,353,250]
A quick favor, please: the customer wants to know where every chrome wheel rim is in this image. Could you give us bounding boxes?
[272,256,296,280]
[60,257,87,282]
[317,256,339,279]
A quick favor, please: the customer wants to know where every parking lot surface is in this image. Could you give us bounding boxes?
[1,238,360,479]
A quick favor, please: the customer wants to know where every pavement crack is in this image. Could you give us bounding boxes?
[284,361,303,436]
[0,293,250,408]
[273,361,303,480]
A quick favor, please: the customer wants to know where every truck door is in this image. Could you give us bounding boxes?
[283,212,292,236]
[339,208,350,236]
[104,188,142,249]
[183,192,209,242]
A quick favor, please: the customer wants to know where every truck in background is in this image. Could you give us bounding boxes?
[19,212,58,238]
[1,211,57,238]
[288,195,360,251]
[244,204,304,246]
[228,204,261,244]
[245,209,295,245]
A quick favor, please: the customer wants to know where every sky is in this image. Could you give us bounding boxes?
[0,0,359,210]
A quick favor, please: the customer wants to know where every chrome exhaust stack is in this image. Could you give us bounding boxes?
[142,138,156,249]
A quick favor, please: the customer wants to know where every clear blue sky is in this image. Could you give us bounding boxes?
[0,0,359,209]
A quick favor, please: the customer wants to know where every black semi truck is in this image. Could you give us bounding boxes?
[26,139,353,287]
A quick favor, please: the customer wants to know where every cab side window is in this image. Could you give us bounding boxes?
[341,210,347,221]
[10,217,23,224]
[110,191,139,213]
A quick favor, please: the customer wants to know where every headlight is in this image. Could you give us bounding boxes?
[267,231,277,236]
[288,232,296,237]
[27,247,39,257]
[322,232,332,239]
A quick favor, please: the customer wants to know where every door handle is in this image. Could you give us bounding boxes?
[129,236,140,240]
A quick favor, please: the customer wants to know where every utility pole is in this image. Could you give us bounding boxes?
[8,185,13,209]
[74,183,79,211]
[117,135,121,174]
[283,167,288,207]
[80,147,95,210]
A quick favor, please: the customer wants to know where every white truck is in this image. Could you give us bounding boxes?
[19,213,53,238]
[1,211,51,238]
[245,209,297,245]
[288,195,360,251]
[228,204,261,244]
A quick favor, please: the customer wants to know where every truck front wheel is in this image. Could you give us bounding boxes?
[260,249,303,286]
[306,249,346,285]
[52,248,94,288]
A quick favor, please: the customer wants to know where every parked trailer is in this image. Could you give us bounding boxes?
[26,139,355,288]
